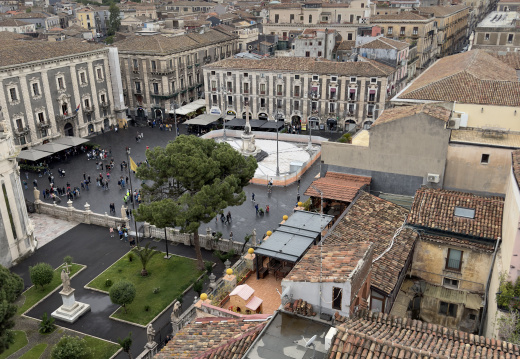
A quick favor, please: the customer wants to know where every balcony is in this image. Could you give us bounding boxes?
[55,113,78,123]
[294,93,300,98]
[14,126,29,135]
[310,91,320,99]
[329,95,337,101]
[132,67,139,74]
[276,92,283,96]
[37,120,51,129]
[367,112,374,118]
[150,68,176,76]
[260,91,266,95]
[100,101,110,109]
[187,65,193,69]
[195,63,200,67]
[150,91,178,99]
[83,105,95,114]
[411,33,419,39]
[205,56,211,63]
[220,53,225,59]
[135,89,142,94]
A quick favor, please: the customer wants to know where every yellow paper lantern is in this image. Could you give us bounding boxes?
[266,230,273,236]
[298,202,303,207]
[283,215,289,221]
[200,293,208,301]
[226,268,233,275]
[248,248,254,254]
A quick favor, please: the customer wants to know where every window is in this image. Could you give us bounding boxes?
[227,95,233,105]
[171,81,175,91]
[331,76,338,82]
[294,86,300,97]
[9,88,17,102]
[413,27,418,35]
[311,101,318,111]
[485,33,490,41]
[309,14,312,23]
[15,118,23,131]
[481,153,490,164]
[454,207,475,219]
[80,72,86,85]
[347,33,353,40]
[244,73,248,77]
[37,112,45,123]
[133,59,139,70]
[96,68,103,80]
[211,81,217,91]
[294,101,300,110]
[211,70,215,75]
[295,75,300,80]
[381,28,384,35]
[135,81,141,93]
[290,14,294,22]
[312,75,319,81]
[277,99,283,108]
[153,83,159,94]
[332,287,342,310]
[443,277,459,288]
[243,83,249,94]
[329,102,335,113]
[370,291,385,312]
[260,83,266,95]
[261,73,265,78]
[277,74,282,79]
[212,94,217,104]
[84,98,90,108]
[508,34,514,43]
[446,248,463,271]
[32,83,40,96]
[310,42,313,46]
[317,51,322,57]
[277,84,283,96]
[275,14,279,23]
[469,314,477,320]
[151,60,157,70]
[350,77,357,83]
[305,51,311,57]
[400,27,405,35]
[227,72,232,76]
[260,98,266,107]
[100,94,106,104]
[388,27,393,35]
[439,301,457,317]
[318,41,322,46]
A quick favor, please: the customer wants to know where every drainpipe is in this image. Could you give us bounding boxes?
[479,236,501,336]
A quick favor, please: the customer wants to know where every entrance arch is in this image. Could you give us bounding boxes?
[309,117,319,130]
[363,120,373,130]
[104,118,110,130]
[136,108,145,118]
[242,112,252,120]
[155,109,162,119]
[64,123,74,136]
[88,124,94,134]
[258,112,268,121]
[227,110,237,116]
[291,115,301,126]
[345,119,356,132]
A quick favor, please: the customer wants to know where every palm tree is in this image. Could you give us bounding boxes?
[133,243,159,276]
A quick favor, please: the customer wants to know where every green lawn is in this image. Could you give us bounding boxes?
[0,331,28,359]
[19,343,47,359]
[18,264,85,315]
[86,251,203,325]
[84,336,119,359]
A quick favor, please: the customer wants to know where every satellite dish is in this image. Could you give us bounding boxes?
[303,335,317,348]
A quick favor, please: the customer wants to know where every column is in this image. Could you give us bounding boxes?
[87,60,100,130]
[18,74,37,145]
[69,64,83,136]
[41,70,57,136]
[142,58,150,116]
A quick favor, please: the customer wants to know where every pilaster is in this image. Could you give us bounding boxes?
[19,74,37,145]
[41,70,57,136]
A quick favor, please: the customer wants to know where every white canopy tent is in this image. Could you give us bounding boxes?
[169,99,206,116]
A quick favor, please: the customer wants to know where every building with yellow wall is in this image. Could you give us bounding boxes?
[76,7,96,36]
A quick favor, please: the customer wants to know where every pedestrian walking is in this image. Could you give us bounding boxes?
[22,180,27,189]
[229,231,233,242]
[297,193,300,203]
[109,227,114,237]
[83,172,86,180]
[226,211,232,224]
[220,213,225,223]
[33,179,37,188]
[251,193,255,202]
[124,232,128,242]
[255,203,259,214]
[25,172,29,179]
[119,229,123,240]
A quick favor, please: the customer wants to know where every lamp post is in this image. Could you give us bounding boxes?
[307,116,313,151]
[126,147,139,247]
[220,86,227,141]
[170,102,178,137]
[274,112,282,177]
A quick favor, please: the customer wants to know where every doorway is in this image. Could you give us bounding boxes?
[64,123,73,136]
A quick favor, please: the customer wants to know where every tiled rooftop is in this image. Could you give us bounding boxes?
[115,29,236,54]
[417,4,469,17]
[398,50,520,106]
[329,310,520,358]
[207,57,396,76]
[156,318,266,359]
[286,242,372,283]
[450,128,520,148]
[407,188,504,240]
[0,37,106,68]
[357,37,409,50]
[487,51,520,70]
[371,12,431,21]
[422,233,495,252]
[304,172,371,203]
[373,103,452,127]
[325,192,417,295]
[229,284,254,301]
[337,40,356,51]
[0,19,32,26]
[242,272,281,314]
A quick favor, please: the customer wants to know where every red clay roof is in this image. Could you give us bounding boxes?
[304,172,371,203]
[407,188,504,240]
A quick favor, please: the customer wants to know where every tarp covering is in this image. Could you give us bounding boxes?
[169,99,205,116]
[17,149,50,161]
[183,114,220,126]
[53,136,89,146]
[33,143,71,154]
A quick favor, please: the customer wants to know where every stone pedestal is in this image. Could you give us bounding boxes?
[240,132,261,156]
[244,253,256,271]
[223,274,236,291]
[51,289,90,323]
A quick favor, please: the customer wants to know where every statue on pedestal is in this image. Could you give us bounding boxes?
[171,301,181,323]
[61,269,71,293]
[147,324,155,344]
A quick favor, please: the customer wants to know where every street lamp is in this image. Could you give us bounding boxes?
[170,102,178,137]
[125,147,139,247]
[273,111,282,177]
[220,86,227,141]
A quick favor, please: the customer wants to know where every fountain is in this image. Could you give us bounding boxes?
[239,107,267,161]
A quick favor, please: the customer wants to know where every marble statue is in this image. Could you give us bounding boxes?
[251,228,257,246]
[171,301,181,322]
[147,324,155,344]
[61,269,71,292]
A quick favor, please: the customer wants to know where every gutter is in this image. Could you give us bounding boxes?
[479,236,501,336]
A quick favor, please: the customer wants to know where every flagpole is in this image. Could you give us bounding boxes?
[126,147,139,248]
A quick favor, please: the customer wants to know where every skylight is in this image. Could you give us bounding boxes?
[454,207,475,219]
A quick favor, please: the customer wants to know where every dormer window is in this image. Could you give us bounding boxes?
[370,77,377,84]
[331,75,338,82]
[312,74,319,81]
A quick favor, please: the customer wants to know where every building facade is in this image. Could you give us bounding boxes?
[0,36,119,148]
[267,2,369,26]
[0,19,36,33]
[473,11,520,52]
[117,29,238,121]
[371,12,438,68]
[203,57,394,131]
[293,29,337,60]
[417,5,470,57]
[11,12,59,31]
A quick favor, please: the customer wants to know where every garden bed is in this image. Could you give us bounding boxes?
[86,251,203,325]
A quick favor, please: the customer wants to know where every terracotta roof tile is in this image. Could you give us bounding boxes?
[422,233,494,251]
[206,57,396,76]
[325,192,417,295]
[399,50,520,106]
[357,37,409,50]
[304,172,371,202]
[407,188,504,240]
[330,310,520,358]
[373,103,452,127]
[0,19,32,26]
[486,50,520,70]
[337,40,356,51]
[286,242,372,283]
[371,12,431,21]
[156,318,266,359]
[417,5,470,17]
[512,150,520,190]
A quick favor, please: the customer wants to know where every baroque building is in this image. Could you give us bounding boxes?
[0,33,120,148]
[117,29,238,121]
[203,57,394,132]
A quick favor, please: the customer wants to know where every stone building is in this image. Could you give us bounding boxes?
[0,34,121,148]
[117,29,238,121]
[0,117,36,268]
[473,11,520,52]
[203,57,394,132]
[293,28,337,60]
[10,12,59,31]
[371,12,438,69]
[0,19,36,33]
[417,5,470,57]
[498,0,520,11]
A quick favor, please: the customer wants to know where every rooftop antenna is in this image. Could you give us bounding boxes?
[303,335,317,358]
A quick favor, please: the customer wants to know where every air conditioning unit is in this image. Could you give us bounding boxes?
[447,118,460,129]
[427,173,440,183]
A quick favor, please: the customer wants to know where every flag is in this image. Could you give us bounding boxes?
[130,156,138,172]
[75,104,80,112]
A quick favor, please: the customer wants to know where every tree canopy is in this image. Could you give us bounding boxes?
[0,265,23,354]
[107,3,121,36]
[29,263,53,290]
[109,280,136,313]
[136,135,257,269]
